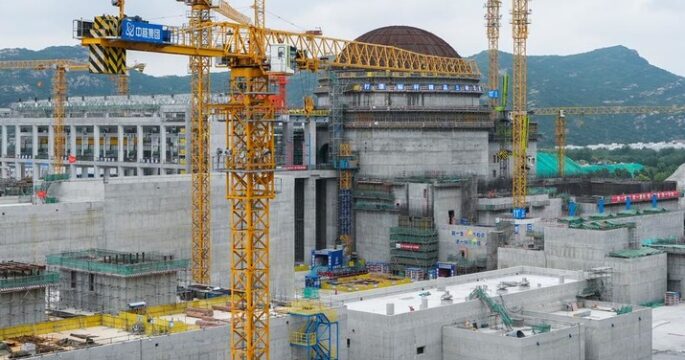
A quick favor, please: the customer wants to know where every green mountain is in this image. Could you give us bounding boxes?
[2,45,684,147]
[470,46,685,146]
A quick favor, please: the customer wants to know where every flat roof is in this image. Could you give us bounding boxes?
[346,274,576,315]
[652,303,685,354]
[551,308,619,320]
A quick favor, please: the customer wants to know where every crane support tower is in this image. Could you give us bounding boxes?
[511,0,531,219]
[486,0,502,121]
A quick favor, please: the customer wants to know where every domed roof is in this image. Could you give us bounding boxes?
[355,26,460,58]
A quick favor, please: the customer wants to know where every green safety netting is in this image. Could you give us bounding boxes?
[536,152,644,178]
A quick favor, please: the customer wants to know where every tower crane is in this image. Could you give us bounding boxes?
[511,0,531,219]
[0,59,145,175]
[485,0,502,121]
[531,106,685,177]
[74,3,480,358]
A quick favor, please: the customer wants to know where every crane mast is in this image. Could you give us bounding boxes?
[511,0,530,218]
[486,0,501,121]
[187,0,213,287]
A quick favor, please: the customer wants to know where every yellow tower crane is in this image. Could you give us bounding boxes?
[0,59,144,175]
[485,0,502,121]
[511,0,531,219]
[531,105,685,177]
[75,3,480,358]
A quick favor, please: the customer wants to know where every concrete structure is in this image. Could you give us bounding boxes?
[47,249,187,313]
[0,95,200,180]
[499,213,677,304]
[649,244,685,295]
[0,262,57,328]
[328,265,652,360]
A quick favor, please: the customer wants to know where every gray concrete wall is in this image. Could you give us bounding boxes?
[347,129,489,179]
[432,186,462,225]
[0,173,297,300]
[605,211,684,242]
[354,210,398,263]
[544,227,630,271]
[0,288,46,328]
[341,267,586,360]
[442,323,584,360]
[607,254,667,305]
[56,269,177,313]
[665,252,685,294]
[498,248,547,269]
[525,303,652,360]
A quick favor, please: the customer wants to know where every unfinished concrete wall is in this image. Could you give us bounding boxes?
[0,174,297,299]
[342,267,586,360]
[347,129,490,179]
[432,185,462,225]
[526,305,652,360]
[56,269,177,313]
[0,202,104,264]
[354,210,397,263]
[606,211,684,242]
[665,252,685,294]
[0,288,46,328]
[31,316,291,360]
[544,227,630,271]
[607,253,667,305]
[442,324,584,360]
[498,248,547,269]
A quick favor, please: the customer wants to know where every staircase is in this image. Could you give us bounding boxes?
[289,311,338,360]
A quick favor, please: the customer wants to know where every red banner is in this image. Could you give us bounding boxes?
[396,243,420,251]
[609,191,680,204]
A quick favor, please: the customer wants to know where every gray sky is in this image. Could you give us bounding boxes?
[1,0,683,77]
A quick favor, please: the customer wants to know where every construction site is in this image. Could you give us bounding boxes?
[0,0,684,359]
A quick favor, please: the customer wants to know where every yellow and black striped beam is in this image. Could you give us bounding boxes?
[89,16,126,74]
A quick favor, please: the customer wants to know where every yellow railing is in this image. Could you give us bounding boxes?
[289,331,317,346]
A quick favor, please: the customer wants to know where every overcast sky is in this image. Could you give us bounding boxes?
[1,0,683,77]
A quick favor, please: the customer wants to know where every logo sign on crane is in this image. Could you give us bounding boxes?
[120,19,164,44]
[488,90,500,99]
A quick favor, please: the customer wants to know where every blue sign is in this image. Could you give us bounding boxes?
[121,19,164,44]
[512,208,526,219]
[455,85,461,91]
[488,90,500,99]
[397,84,405,90]
[363,83,371,91]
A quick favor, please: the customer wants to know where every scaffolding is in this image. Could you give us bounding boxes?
[390,216,439,276]
[579,267,613,301]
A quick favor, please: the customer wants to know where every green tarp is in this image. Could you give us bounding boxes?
[536,151,644,178]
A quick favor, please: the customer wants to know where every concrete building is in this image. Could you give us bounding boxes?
[47,249,187,313]
[330,265,651,360]
[0,261,58,328]
[0,95,200,180]
[498,210,682,304]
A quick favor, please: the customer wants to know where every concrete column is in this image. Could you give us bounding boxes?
[93,125,101,161]
[47,126,54,158]
[15,125,21,158]
[304,178,317,263]
[306,120,317,168]
[283,121,293,166]
[1,125,7,158]
[31,125,38,158]
[69,125,77,157]
[137,125,144,163]
[117,125,124,163]
[160,125,167,164]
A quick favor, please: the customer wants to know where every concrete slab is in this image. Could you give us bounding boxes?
[652,304,685,355]
[346,274,575,315]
